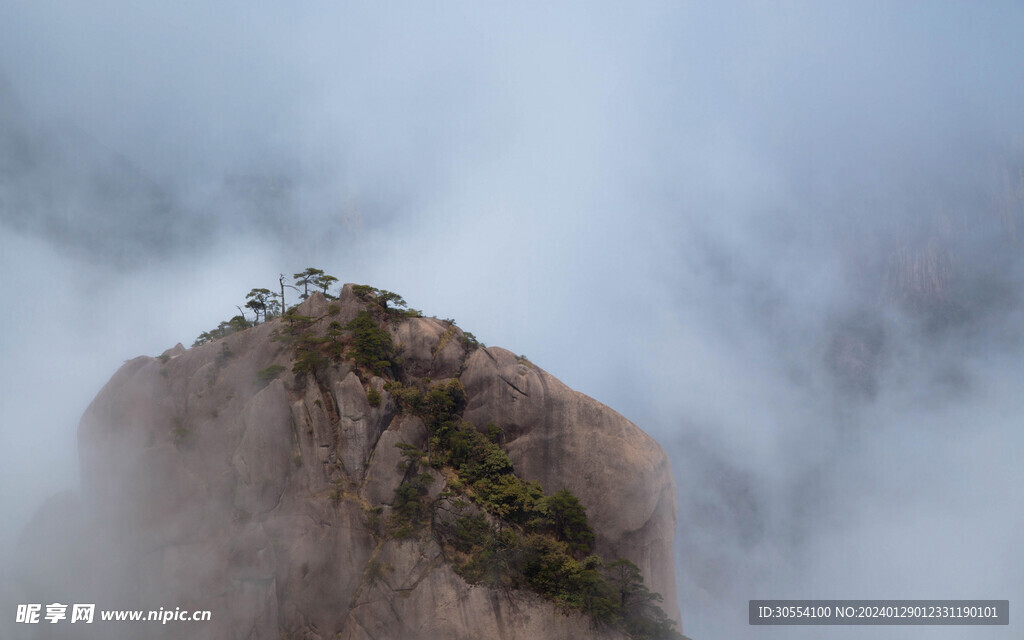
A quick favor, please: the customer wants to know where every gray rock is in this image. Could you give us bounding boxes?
[14,284,681,639]
[461,346,680,624]
[392,317,467,379]
[362,415,427,505]
[232,380,294,514]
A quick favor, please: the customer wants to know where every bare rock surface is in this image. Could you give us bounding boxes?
[8,285,681,640]
[461,346,680,624]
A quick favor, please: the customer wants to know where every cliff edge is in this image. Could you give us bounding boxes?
[16,284,681,640]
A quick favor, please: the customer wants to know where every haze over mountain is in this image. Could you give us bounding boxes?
[3,3,1024,639]
[6,286,683,639]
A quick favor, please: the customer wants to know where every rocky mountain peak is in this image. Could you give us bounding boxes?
[9,283,684,640]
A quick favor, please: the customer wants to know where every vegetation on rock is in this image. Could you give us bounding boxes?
[255,364,286,387]
[192,267,340,346]
[184,274,678,639]
[192,315,253,347]
[352,284,423,319]
[345,310,397,376]
[387,379,682,640]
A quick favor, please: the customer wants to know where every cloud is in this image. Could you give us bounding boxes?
[2,2,1024,638]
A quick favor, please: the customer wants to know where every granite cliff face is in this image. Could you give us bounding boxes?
[12,285,680,640]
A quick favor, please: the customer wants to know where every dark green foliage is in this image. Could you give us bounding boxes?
[363,505,384,536]
[395,442,426,469]
[542,488,595,554]
[460,331,481,349]
[367,387,381,407]
[604,559,683,639]
[454,521,525,589]
[390,379,466,435]
[386,442,435,538]
[292,334,329,377]
[352,284,421,318]
[184,276,677,638]
[376,290,406,309]
[193,315,253,347]
[452,514,492,553]
[486,422,503,444]
[281,310,313,333]
[575,557,621,622]
[255,364,286,387]
[245,288,278,323]
[190,268,342,350]
[315,274,339,297]
[293,267,325,300]
[315,321,343,359]
[386,378,680,639]
[293,349,328,377]
[521,535,587,603]
[351,284,376,299]
[344,310,396,376]
[388,472,434,538]
[473,474,545,525]
[352,284,404,309]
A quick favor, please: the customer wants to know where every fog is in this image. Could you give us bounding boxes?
[3,2,1024,638]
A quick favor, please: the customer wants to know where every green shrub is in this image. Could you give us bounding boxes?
[367,387,381,407]
[256,364,286,387]
[292,348,328,377]
[542,488,595,555]
[388,472,434,538]
[452,514,492,552]
[363,324,680,638]
[352,284,421,319]
[345,310,396,376]
[280,310,313,336]
[193,315,252,347]
[363,506,384,536]
[522,535,583,603]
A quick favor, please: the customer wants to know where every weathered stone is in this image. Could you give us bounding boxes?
[392,317,467,379]
[362,415,427,505]
[461,346,680,624]
[10,283,680,639]
[341,539,631,640]
[232,380,294,514]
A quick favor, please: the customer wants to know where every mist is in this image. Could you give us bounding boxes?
[3,2,1024,638]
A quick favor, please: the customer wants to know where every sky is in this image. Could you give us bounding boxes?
[2,2,1024,638]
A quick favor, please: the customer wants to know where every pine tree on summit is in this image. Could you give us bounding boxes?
[245,288,276,323]
[314,273,338,297]
[293,267,324,300]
